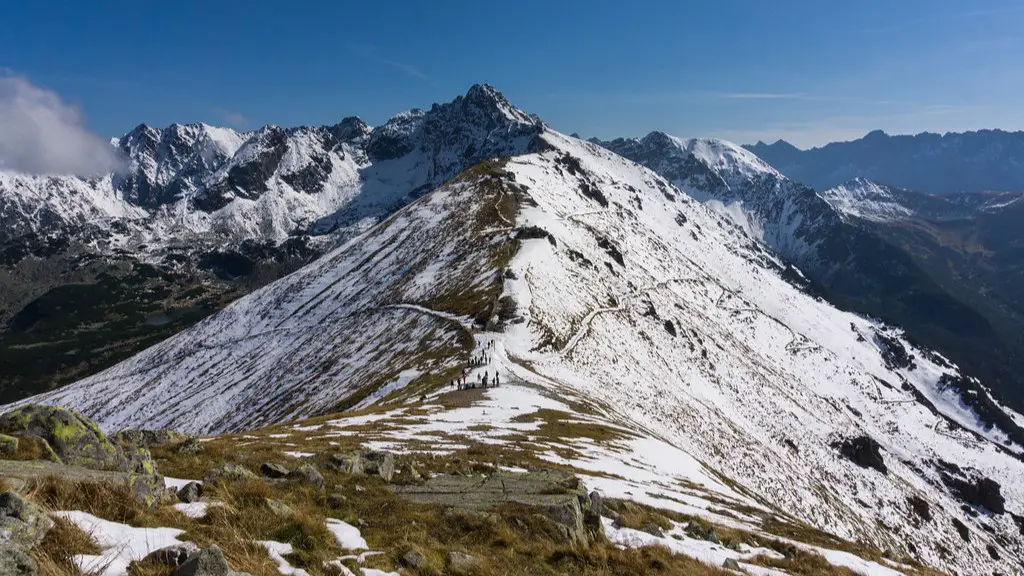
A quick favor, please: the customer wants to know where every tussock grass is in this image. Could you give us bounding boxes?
[31,516,101,576]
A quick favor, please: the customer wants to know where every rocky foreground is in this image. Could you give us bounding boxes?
[0,398,963,576]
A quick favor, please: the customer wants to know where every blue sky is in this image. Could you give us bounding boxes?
[3,0,1023,148]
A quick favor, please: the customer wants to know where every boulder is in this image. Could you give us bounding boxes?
[0,543,36,576]
[446,551,479,576]
[401,550,427,570]
[722,557,741,570]
[129,473,167,508]
[286,464,324,489]
[174,545,229,576]
[361,451,395,482]
[0,436,16,458]
[326,453,363,475]
[260,462,289,479]
[177,437,203,455]
[0,492,54,548]
[586,491,602,532]
[119,445,159,476]
[0,405,119,470]
[263,499,294,517]
[112,430,190,449]
[327,451,394,482]
[143,542,200,567]
[203,464,256,485]
[177,482,202,504]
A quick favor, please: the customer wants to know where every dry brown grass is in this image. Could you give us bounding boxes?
[7,434,57,462]
[30,516,101,576]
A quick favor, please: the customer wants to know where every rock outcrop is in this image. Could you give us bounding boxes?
[0,492,54,549]
[833,435,887,474]
[0,405,119,469]
[203,463,256,485]
[326,450,395,482]
[112,429,191,449]
[396,470,602,546]
[0,543,36,576]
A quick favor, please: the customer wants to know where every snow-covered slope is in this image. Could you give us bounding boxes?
[596,132,838,266]
[13,128,1024,573]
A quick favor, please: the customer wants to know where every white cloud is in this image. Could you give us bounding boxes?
[216,108,250,129]
[0,73,122,176]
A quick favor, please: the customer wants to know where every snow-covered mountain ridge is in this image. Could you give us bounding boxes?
[0,83,542,248]
[10,122,1024,573]
[596,131,1024,432]
[822,177,1024,223]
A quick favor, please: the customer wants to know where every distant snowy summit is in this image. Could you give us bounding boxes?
[0,83,544,249]
[745,129,1024,194]
[821,176,1024,222]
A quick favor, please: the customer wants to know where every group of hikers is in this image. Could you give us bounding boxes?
[449,339,502,390]
[450,369,500,390]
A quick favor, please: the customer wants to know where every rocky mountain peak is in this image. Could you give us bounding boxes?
[331,116,372,142]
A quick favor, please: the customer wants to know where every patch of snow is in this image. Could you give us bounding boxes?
[326,518,368,550]
[173,502,213,518]
[56,511,185,576]
[258,540,311,576]
[163,476,201,490]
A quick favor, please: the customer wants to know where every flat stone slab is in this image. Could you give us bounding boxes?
[395,469,584,510]
[0,459,129,492]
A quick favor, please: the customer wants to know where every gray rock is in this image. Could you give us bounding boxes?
[0,543,36,576]
[260,462,289,479]
[112,429,190,449]
[118,445,159,476]
[361,451,395,482]
[177,482,202,504]
[722,557,741,570]
[0,436,17,458]
[130,473,167,508]
[0,492,54,548]
[177,437,203,455]
[327,492,347,507]
[640,523,665,538]
[401,550,428,569]
[326,450,395,482]
[143,542,200,567]
[203,463,256,485]
[446,551,479,575]
[174,545,229,576]
[0,405,120,470]
[585,491,602,531]
[285,464,324,489]
[327,453,364,475]
[263,498,294,516]
[705,528,721,544]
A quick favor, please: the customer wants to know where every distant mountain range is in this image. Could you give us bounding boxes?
[745,129,1024,194]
